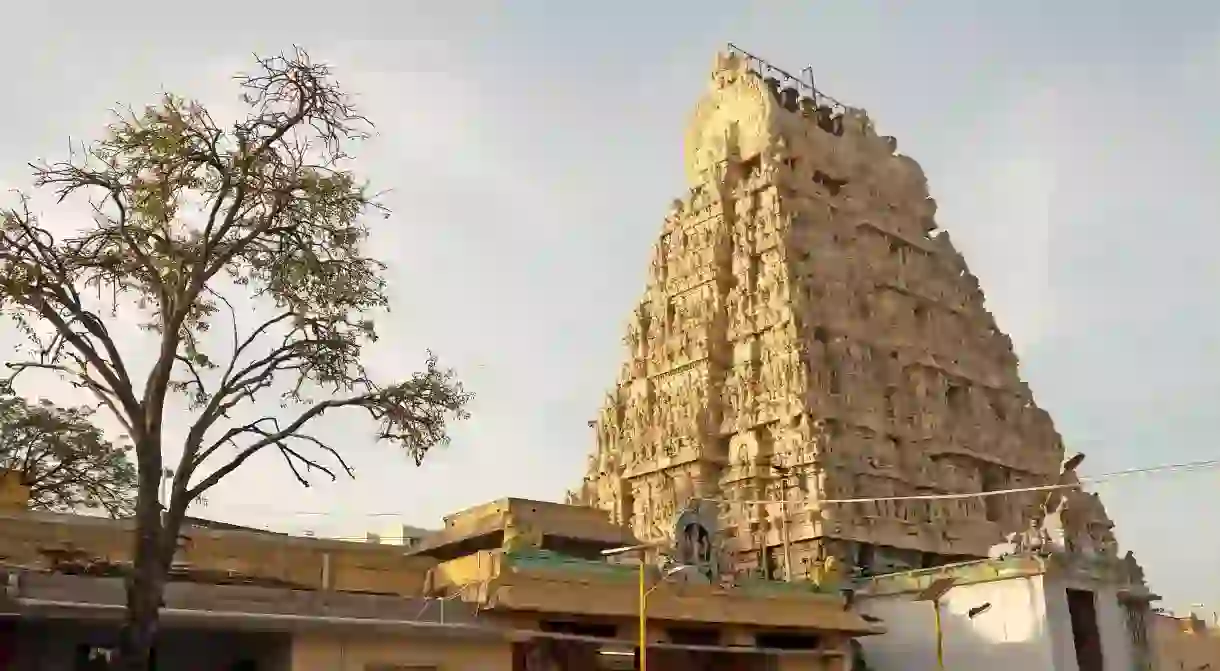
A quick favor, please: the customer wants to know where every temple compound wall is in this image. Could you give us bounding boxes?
[572,48,1118,580]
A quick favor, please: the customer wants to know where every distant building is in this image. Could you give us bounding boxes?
[365,523,434,550]
[1151,611,1220,670]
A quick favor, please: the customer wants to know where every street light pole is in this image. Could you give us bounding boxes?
[915,577,956,671]
[933,598,944,670]
[602,542,680,671]
[603,543,656,671]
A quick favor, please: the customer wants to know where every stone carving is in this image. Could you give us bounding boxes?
[1122,550,1146,584]
[1019,518,1047,554]
[674,498,720,582]
[812,553,844,588]
[1039,495,1070,554]
[987,532,1020,559]
[576,48,1123,574]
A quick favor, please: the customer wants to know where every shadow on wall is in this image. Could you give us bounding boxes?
[856,577,1056,671]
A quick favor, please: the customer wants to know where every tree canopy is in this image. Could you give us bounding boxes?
[0,393,136,517]
[0,47,471,669]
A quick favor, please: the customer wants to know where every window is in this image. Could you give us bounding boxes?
[755,632,822,650]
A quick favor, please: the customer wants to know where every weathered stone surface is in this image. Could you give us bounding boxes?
[573,50,1116,578]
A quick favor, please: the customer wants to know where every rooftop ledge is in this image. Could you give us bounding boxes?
[854,552,1158,601]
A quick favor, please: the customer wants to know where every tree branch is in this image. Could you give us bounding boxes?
[186,392,372,499]
[4,361,134,436]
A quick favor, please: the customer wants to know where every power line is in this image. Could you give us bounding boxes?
[203,456,1220,537]
[719,456,1220,507]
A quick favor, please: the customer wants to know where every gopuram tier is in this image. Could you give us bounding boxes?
[571,48,1116,579]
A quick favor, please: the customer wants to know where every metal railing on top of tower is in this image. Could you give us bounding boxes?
[725,43,848,115]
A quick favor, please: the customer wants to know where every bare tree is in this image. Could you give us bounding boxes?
[0,393,137,517]
[0,48,471,670]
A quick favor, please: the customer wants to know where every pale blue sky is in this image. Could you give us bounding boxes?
[1,1,1218,612]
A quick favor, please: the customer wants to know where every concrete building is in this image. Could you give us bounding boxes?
[0,488,878,670]
[365,523,435,550]
[1151,612,1220,671]
[412,498,878,669]
[854,552,1156,671]
[573,45,1116,578]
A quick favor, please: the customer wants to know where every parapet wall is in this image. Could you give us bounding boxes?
[0,508,434,596]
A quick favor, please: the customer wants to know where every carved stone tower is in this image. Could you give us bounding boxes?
[574,49,1109,578]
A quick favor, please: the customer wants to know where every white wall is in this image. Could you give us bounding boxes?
[859,575,1057,671]
[1043,576,1138,671]
[859,574,1145,671]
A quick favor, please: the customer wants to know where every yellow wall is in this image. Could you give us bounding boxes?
[0,510,435,596]
[484,570,871,632]
[430,550,499,595]
[0,470,30,511]
[291,632,513,670]
[434,498,635,549]
[1152,613,1220,671]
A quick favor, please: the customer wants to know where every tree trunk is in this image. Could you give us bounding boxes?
[111,461,179,670]
[114,544,166,671]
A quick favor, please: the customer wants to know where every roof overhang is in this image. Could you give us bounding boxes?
[5,570,479,634]
[482,576,883,636]
[5,570,862,656]
[1118,589,1162,604]
[856,555,1047,599]
[15,597,497,640]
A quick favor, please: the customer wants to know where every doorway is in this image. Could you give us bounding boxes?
[1066,589,1104,671]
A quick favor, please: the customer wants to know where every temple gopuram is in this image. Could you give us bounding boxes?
[572,47,1118,580]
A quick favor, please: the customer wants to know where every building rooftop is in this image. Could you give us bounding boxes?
[409,497,638,561]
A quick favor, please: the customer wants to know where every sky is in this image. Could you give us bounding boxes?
[0,1,1218,613]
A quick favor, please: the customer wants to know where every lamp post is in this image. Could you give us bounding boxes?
[601,542,682,671]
